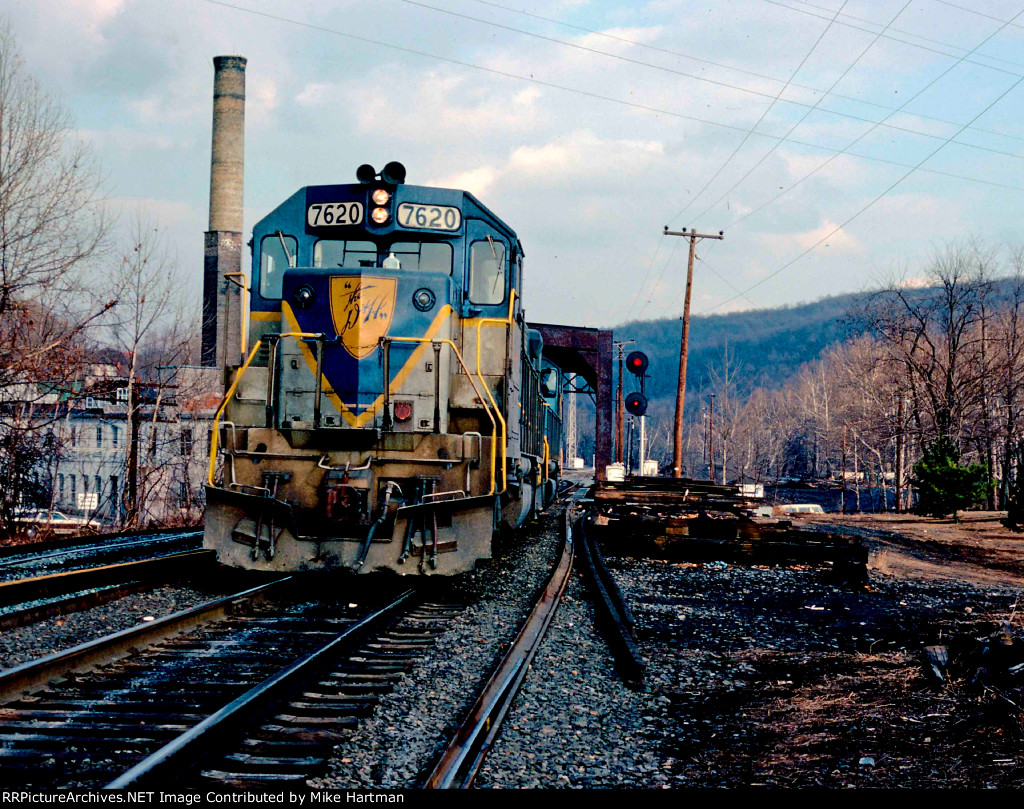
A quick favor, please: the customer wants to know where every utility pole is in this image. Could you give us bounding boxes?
[664,227,724,478]
[708,393,715,483]
[894,395,904,513]
[842,425,848,515]
[127,377,140,528]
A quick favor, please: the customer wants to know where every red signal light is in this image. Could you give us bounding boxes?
[625,351,648,376]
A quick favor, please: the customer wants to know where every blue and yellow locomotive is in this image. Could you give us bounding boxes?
[204,162,563,574]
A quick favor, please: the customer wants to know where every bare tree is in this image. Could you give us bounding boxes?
[104,213,192,527]
[0,22,111,401]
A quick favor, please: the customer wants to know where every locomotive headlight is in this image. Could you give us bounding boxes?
[293,285,315,310]
[371,207,390,224]
[371,188,390,205]
[413,288,436,312]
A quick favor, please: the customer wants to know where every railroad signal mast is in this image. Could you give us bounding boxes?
[614,340,635,465]
[624,350,649,474]
[663,226,724,478]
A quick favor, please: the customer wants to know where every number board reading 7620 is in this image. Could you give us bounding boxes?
[397,203,461,232]
[307,201,364,227]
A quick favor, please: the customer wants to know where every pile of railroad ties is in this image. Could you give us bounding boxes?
[587,477,868,585]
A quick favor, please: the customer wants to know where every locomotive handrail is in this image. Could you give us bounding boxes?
[543,436,550,485]
[473,289,517,493]
[207,332,320,486]
[388,336,499,495]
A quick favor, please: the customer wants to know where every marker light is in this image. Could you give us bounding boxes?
[372,189,390,205]
[293,285,315,310]
[371,207,390,224]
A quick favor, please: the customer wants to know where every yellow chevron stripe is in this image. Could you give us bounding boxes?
[281,301,453,428]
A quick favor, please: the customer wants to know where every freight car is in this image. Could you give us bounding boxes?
[204,162,563,574]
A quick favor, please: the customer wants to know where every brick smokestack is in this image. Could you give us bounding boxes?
[201,55,246,368]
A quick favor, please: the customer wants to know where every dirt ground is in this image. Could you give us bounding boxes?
[660,510,1024,788]
[808,510,1024,589]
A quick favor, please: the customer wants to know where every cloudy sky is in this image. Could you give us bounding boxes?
[6,0,1024,326]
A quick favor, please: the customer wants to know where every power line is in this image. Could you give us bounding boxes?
[396,0,1024,167]
[690,0,1010,230]
[698,41,1024,316]
[931,0,1024,31]
[199,0,1024,197]
[763,0,1024,73]
[630,0,851,320]
[682,0,911,229]
[466,0,1024,146]
[664,0,852,227]
[692,0,1019,239]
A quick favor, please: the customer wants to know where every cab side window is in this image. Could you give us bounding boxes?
[260,233,297,299]
[469,239,507,305]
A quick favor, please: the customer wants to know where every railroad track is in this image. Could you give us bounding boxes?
[0,530,203,581]
[0,550,216,630]
[425,508,576,789]
[576,514,645,688]
[0,578,463,788]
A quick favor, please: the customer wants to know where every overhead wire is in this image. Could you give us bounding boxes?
[930,0,1024,31]
[687,0,913,228]
[664,0,853,227]
[396,0,1024,166]
[762,0,1024,73]
[697,17,1024,316]
[466,0,1024,146]
[626,0,852,323]
[697,0,1024,239]
[685,5,1024,317]
[199,0,1024,197]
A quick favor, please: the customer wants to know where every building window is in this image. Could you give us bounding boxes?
[181,429,194,456]
[96,424,103,448]
[70,476,76,500]
[95,476,102,498]
[179,481,189,506]
[116,387,129,403]
[70,426,77,447]
[82,476,88,493]
[112,426,119,449]
[58,474,65,503]
[110,476,119,513]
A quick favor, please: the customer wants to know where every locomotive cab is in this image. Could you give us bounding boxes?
[203,163,561,575]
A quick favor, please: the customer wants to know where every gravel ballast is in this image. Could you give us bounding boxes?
[318,515,1024,789]
[0,585,212,670]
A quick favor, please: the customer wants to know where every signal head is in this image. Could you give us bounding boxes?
[625,391,648,417]
[381,161,407,185]
[625,350,648,376]
[356,164,376,184]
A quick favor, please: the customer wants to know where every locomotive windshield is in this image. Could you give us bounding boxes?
[260,233,297,299]
[313,239,453,274]
[469,238,506,304]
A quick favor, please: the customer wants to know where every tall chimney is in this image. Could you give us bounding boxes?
[201,55,246,368]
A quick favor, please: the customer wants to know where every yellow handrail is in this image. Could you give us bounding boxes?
[389,336,499,496]
[474,290,517,493]
[543,436,550,485]
[207,331,319,486]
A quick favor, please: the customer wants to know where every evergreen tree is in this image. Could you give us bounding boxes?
[911,437,993,519]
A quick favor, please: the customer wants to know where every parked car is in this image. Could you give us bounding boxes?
[13,509,103,537]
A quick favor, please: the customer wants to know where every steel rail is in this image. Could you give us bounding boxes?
[0,581,150,632]
[0,531,203,570]
[0,577,290,704]
[576,515,645,689]
[424,511,574,789]
[0,528,202,561]
[0,549,215,608]
[106,589,417,788]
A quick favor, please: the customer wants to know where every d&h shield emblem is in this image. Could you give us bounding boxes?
[329,276,398,360]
